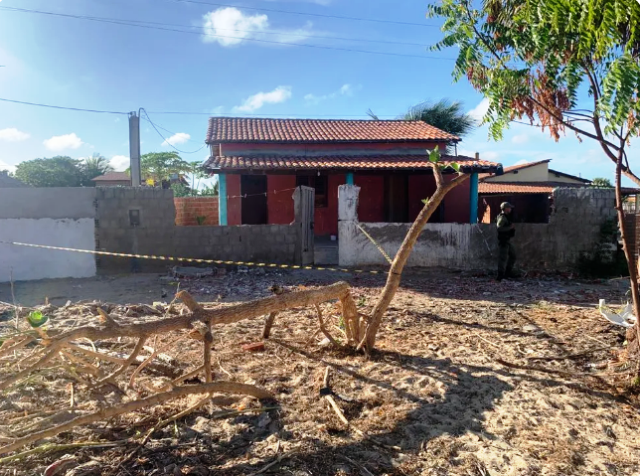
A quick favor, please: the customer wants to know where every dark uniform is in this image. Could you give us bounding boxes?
[496,203,516,280]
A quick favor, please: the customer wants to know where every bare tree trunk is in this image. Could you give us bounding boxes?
[361,164,469,350]
[615,155,640,357]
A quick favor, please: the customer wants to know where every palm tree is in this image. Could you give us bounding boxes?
[82,153,114,181]
[368,99,476,152]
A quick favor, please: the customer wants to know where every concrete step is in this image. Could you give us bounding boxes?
[314,245,339,265]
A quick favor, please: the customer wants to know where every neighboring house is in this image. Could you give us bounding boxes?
[92,172,131,187]
[0,173,28,188]
[478,159,638,223]
[203,117,501,237]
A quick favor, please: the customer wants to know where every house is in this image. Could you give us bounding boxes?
[478,159,592,223]
[203,117,501,237]
[92,172,131,187]
[478,159,640,223]
[0,173,28,188]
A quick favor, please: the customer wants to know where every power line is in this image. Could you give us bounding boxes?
[19,4,431,47]
[0,6,452,61]
[0,97,128,115]
[141,109,209,155]
[0,95,399,118]
[166,0,438,28]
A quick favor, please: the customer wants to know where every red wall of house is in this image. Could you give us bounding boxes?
[226,174,242,226]
[355,175,385,222]
[444,175,471,223]
[314,174,345,236]
[408,174,470,223]
[267,175,296,224]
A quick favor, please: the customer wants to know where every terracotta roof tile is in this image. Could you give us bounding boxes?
[479,183,555,194]
[204,154,499,172]
[206,117,459,144]
[92,172,130,182]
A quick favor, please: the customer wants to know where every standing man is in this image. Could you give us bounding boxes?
[497,202,516,281]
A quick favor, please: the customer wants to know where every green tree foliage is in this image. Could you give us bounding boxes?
[368,99,476,153]
[82,153,113,181]
[139,152,189,186]
[428,0,640,354]
[367,100,476,136]
[14,157,87,187]
[403,100,475,138]
[427,0,640,181]
[591,177,614,188]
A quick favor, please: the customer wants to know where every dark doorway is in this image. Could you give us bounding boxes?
[385,175,409,222]
[241,175,268,224]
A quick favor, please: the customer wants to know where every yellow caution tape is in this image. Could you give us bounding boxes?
[0,240,384,275]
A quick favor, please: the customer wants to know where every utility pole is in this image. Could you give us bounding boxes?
[129,111,141,187]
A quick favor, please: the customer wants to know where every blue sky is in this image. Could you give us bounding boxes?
[0,0,635,184]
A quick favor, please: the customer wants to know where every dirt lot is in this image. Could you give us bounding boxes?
[1,269,639,476]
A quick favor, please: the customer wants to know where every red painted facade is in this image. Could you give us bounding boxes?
[218,140,471,234]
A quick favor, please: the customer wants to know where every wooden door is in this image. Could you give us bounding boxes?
[241,175,268,225]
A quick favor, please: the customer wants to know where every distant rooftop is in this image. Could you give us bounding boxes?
[0,173,28,188]
[92,172,130,182]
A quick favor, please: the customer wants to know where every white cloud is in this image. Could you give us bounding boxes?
[110,155,130,171]
[201,7,313,46]
[0,161,16,173]
[468,98,490,122]
[43,133,83,151]
[233,86,292,112]
[162,132,191,147]
[304,83,358,105]
[0,128,29,142]
[511,133,529,144]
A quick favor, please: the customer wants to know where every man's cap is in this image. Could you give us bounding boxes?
[500,202,515,210]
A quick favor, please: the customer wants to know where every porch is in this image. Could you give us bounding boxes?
[216,170,479,237]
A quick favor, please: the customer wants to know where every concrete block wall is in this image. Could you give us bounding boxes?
[95,187,176,272]
[339,185,617,270]
[0,188,97,282]
[174,197,219,226]
[96,188,296,273]
[173,225,296,264]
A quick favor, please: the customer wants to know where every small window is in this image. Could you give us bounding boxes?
[129,209,141,227]
[297,175,328,208]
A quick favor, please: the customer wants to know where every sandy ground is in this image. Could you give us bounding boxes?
[1,269,639,476]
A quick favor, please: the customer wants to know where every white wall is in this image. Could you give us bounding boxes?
[0,218,96,282]
[0,188,97,282]
[486,163,549,182]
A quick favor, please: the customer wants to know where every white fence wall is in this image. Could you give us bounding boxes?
[0,188,97,282]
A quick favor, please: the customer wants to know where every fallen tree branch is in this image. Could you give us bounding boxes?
[317,306,341,348]
[129,339,158,388]
[95,338,147,386]
[263,312,278,339]
[0,382,272,456]
[119,395,210,467]
[526,347,611,361]
[0,282,354,391]
[0,440,124,465]
[248,441,283,476]
[322,367,349,426]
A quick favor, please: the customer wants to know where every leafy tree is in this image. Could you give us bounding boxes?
[138,152,189,187]
[428,0,640,355]
[591,177,613,188]
[14,157,86,187]
[368,99,476,152]
[370,99,475,136]
[187,161,208,192]
[81,153,113,181]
